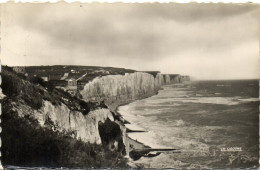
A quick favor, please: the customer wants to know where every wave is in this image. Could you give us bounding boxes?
[216,84,232,87]
[237,98,260,102]
[117,82,258,168]
[171,97,241,105]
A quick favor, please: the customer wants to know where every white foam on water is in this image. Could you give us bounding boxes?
[133,153,190,169]
[175,119,185,126]
[143,96,243,106]
[171,96,241,105]
[145,86,247,106]
[216,84,231,87]
[117,83,257,168]
[238,98,260,102]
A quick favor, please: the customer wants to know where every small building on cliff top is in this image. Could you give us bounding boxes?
[67,78,77,90]
[13,67,26,73]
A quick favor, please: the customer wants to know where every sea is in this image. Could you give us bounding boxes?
[117,80,259,169]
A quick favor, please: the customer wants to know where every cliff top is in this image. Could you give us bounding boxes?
[141,71,161,78]
[13,65,136,81]
[2,66,107,114]
[11,65,166,85]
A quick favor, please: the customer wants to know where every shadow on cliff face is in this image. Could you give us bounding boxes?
[98,119,126,155]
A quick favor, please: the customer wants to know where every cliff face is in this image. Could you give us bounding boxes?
[80,72,165,109]
[180,75,190,82]
[162,74,190,85]
[14,100,115,144]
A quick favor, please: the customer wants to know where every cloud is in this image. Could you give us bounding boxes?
[1,3,259,79]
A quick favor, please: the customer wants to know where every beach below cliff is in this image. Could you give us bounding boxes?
[114,86,180,167]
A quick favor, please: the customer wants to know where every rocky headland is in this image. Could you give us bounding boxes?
[1,65,190,168]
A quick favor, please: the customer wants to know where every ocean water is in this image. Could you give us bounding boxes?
[118,80,259,169]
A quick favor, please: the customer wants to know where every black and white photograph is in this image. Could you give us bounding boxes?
[0,3,259,169]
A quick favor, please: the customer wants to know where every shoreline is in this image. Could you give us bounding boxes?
[113,84,189,161]
[113,89,163,157]
[111,89,162,123]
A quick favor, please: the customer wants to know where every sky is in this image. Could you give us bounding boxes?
[0,3,259,80]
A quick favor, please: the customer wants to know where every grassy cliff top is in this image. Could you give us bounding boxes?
[1,66,106,114]
[15,65,136,81]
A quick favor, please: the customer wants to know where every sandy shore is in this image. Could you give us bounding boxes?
[113,101,152,152]
[127,136,151,150]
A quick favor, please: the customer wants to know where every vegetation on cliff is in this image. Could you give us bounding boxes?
[2,102,127,167]
[2,66,106,113]
[1,66,127,168]
[21,65,136,89]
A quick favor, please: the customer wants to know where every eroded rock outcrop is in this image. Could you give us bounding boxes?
[162,74,190,84]
[14,100,115,144]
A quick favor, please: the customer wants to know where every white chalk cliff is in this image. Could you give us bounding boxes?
[80,72,165,107]
[14,101,114,144]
